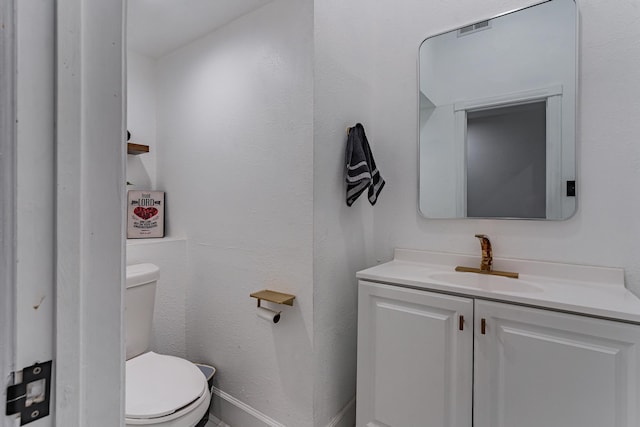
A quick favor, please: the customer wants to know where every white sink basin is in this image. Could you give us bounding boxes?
[428,271,542,293]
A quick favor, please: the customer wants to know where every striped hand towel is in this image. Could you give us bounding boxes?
[345,123,385,206]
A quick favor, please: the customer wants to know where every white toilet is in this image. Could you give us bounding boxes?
[125,263,211,426]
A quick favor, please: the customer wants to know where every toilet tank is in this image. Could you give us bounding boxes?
[125,263,160,360]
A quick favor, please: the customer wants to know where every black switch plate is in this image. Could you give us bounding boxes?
[567,180,576,197]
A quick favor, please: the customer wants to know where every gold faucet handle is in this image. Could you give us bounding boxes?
[474,234,492,271]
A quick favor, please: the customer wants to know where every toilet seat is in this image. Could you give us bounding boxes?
[126,352,210,425]
[125,390,210,426]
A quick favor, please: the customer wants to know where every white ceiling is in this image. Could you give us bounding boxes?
[127,0,273,58]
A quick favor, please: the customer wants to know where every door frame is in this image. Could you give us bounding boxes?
[0,0,17,425]
[55,0,127,425]
[2,0,126,425]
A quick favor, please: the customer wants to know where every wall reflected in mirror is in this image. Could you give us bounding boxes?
[418,0,577,219]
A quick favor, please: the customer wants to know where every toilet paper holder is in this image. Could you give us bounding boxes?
[250,290,295,324]
[250,289,295,308]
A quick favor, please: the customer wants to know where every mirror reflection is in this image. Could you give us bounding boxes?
[419,0,576,219]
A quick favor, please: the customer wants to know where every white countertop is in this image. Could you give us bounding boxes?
[357,249,640,324]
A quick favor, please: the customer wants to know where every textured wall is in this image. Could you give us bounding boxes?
[155,0,315,425]
[312,1,376,426]
[127,49,157,190]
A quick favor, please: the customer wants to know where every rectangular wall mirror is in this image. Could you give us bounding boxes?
[418,0,577,220]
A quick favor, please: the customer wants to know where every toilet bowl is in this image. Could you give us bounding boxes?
[125,263,211,427]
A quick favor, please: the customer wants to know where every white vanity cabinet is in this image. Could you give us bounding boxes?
[356,280,640,427]
[356,281,474,427]
[474,300,640,427]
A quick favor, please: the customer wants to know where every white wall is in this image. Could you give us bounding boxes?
[127,238,188,358]
[419,104,458,217]
[312,1,376,426]
[127,50,157,190]
[155,0,315,425]
[344,0,640,295]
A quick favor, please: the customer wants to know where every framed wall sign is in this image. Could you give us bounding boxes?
[127,190,165,238]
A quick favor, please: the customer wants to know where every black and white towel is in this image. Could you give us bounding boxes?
[345,123,385,206]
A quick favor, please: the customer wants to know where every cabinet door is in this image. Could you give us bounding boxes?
[474,300,640,427]
[356,281,473,427]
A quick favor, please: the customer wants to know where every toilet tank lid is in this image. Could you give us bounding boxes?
[126,263,160,289]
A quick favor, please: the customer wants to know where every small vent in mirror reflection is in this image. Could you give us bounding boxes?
[458,20,491,37]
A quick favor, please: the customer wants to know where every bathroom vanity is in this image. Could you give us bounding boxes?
[355,249,640,427]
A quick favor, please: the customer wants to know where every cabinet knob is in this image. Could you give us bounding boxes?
[481,318,487,334]
[459,315,464,331]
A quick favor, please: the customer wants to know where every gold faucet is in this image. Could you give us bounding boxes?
[455,234,519,279]
[475,234,492,272]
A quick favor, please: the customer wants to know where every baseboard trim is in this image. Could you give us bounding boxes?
[211,387,355,427]
[325,397,355,427]
[211,386,286,427]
